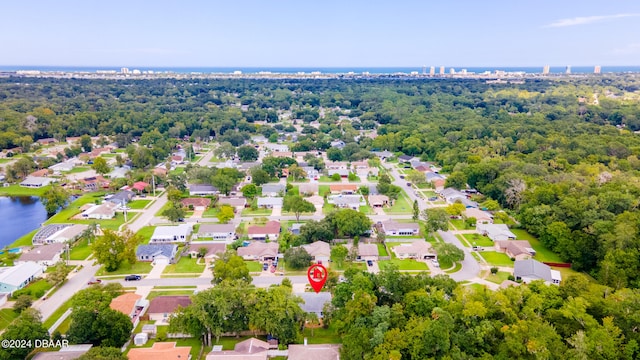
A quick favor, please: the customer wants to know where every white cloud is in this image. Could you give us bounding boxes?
[545,13,640,28]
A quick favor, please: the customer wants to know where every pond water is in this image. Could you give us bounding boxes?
[0,196,48,248]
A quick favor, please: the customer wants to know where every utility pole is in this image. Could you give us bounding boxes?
[152,175,156,197]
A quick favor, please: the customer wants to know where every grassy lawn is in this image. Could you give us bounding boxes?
[43,298,73,329]
[245,261,263,272]
[385,193,412,214]
[44,192,126,230]
[163,257,205,274]
[318,176,340,182]
[456,234,472,247]
[359,205,374,214]
[96,261,153,276]
[481,251,515,266]
[12,278,52,299]
[445,262,462,274]
[69,238,93,260]
[202,207,219,217]
[333,261,367,271]
[466,283,488,292]
[319,185,330,197]
[135,226,156,244]
[485,271,512,284]
[464,233,494,247]
[302,324,342,344]
[348,176,362,182]
[10,229,39,248]
[68,166,90,174]
[0,309,19,331]
[146,290,196,301]
[416,183,432,189]
[322,203,336,215]
[169,167,186,175]
[379,259,429,271]
[449,219,470,230]
[377,243,388,257]
[0,184,49,196]
[241,207,272,216]
[155,200,173,216]
[127,200,151,209]
[511,229,563,263]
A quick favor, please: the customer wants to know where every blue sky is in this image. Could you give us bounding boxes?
[1,0,639,67]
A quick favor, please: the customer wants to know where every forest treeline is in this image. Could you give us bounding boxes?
[2,76,640,287]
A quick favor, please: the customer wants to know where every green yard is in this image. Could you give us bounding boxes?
[68,166,90,174]
[241,207,272,216]
[449,219,471,230]
[302,324,342,344]
[319,185,330,197]
[135,226,156,244]
[69,238,93,260]
[163,257,205,274]
[96,261,153,276]
[359,205,374,214]
[464,233,494,247]
[385,193,412,214]
[485,271,512,284]
[127,200,151,209]
[43,298,73,329]
[348,176,362,182]
[480,251,515,266]
[0,184,50,196]
[146,290,196,301]
[379,259,429,271]
[377,243,389,257]
[202,206,219,217]
[318,176,340,182]
[245,261,263,272]
[12,278,53,299]
[0,309,19,331]
[323,203,336,215]
[10,229,39,248]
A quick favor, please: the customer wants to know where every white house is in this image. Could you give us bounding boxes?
[0,262,43,294]
[16,243,65,267]
[262,184,286,197]
[476,223,516,241]
[136,244,179,264]
[464,208,493,224]
[196,224,237,242]
[81,202,118,220]
[237,241,279,261]
[257,197,283,208]
[150,224,193,243]
[393,241,436,260]
[20,176,56,188]
[327,194,365,210]
[380,220,420,236]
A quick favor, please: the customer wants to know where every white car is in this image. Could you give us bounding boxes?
[431,259,440,268]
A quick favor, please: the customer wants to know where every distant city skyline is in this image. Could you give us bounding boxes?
[1,0,639,67]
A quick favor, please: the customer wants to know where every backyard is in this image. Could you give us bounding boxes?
[511,229,563,263]
[480,251,514,266]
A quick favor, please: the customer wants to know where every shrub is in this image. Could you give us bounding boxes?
[490,267,498,274]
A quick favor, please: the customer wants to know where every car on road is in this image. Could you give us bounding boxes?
[124,275,142,281]
[399,175,405,179]
[367,260,374,267]
[428,197,438,201]
[270,265,276,273]
[87,279,102,285]
[406,182,411,186]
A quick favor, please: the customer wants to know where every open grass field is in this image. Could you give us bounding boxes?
[0,309,19,331]
[96,261,153,276]
[0,184,50,196]
[379,259,429,271]
[511,229,563,263]
[480,251,515,266]
[463,233,494,247]
[163,257,205,274]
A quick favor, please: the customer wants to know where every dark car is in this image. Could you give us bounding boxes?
[263,263,269,271]
[367,260,374,267]
[428,197,438,201]
[124,275,142,281]
[87,279,102,285]
[399,175,405,179]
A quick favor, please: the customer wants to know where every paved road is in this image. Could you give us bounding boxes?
[438,230,480,281]
[126,192,168,233]
[384,163,427,213]
[104,275,307,288]
[34,261,101,321]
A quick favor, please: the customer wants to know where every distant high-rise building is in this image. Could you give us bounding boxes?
[422,65,427,75]
[565,66,571,74]
[450,68,456,74]
[542,65,550,75]
[429,66,435,76]
[120,67,129,74]
[594,65,601,74]
[439,66,445,75]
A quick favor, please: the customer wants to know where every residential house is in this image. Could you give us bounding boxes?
[329,184,357,194]
[327,194,365,210]
[398,155,415,163]
[78,175,110,192]
[20,176,55,188]
[218,197,247,209]
[81,201,117,219]
[32,224,88,245]
[288,343,341,360]
[297,292,332,318]
[256,197,283,208]
[136,244,179,264]
[372,150,393,161]
[477,223,516,241]
[351,161,378,178]
[37,138,58,145]
[147,296,192,324]
[368,195,389,207]
[0,262,43,294]
[289,223,304,235]
[150,224,193,243]
[262,183,286,197]
[393,241,436,260]
[181,197,212,210]
[514,259,562,285]
[346,243,379,261]
[327,168,350,177]
[495,240,536,260]
[186,242,226,261]
[464,208,493,224]
[301,241,331,264]
[16,243,65,267]
[107,190,135,205]
[380,220,420,236]
[330,140,345,149]
[31,345,93,360]
[189,184,219,196]
[326,161,349,170]
[264,143,289,152]
[299,183,319,195]
[269,151,293,159]
[48,159,76,173]
[30,169,50,177]
[305,195,325,207]
[110,292,148,325]
[301,166,320,180]
[247,221,281,240]
[433,178,446,192]
[109,166,131,179]
[237,241,279,261]
[128,342,192,360]
[426,172,445,183]
[205,338,269,360]
[439,188,478,208]
[132,181,150,193]
[196,224,237,242]
[238,161,260,172]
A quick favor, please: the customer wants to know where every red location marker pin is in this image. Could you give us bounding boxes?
[307,264,328,293]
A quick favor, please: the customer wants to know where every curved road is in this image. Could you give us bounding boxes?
[437,230,480,281]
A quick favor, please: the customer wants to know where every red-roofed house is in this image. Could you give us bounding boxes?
[181,198,212,210]
[109,293,148,327]
[329,184,358,194]
[133,181,150,192]
[128,342,192,360]
[247,221,281,240]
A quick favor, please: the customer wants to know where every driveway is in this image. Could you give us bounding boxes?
[147,262,168,279]
[271,206,282,217]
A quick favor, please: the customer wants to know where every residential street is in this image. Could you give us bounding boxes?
[437,230,481,281]
[126,192,168,233]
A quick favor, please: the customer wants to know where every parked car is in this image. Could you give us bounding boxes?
[431,260,440,268]
[399,175,405,179]
[87,279,102,285]
[428,197,438,201]
[124,275,142,281]
[367,260,374,267]
[263,263,269,271]
[270,265,276,273]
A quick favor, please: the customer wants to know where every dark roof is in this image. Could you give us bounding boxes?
[108,190,135,204]
[147,296,192,314]
[136,244,177,258]
[189,183,218,192]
